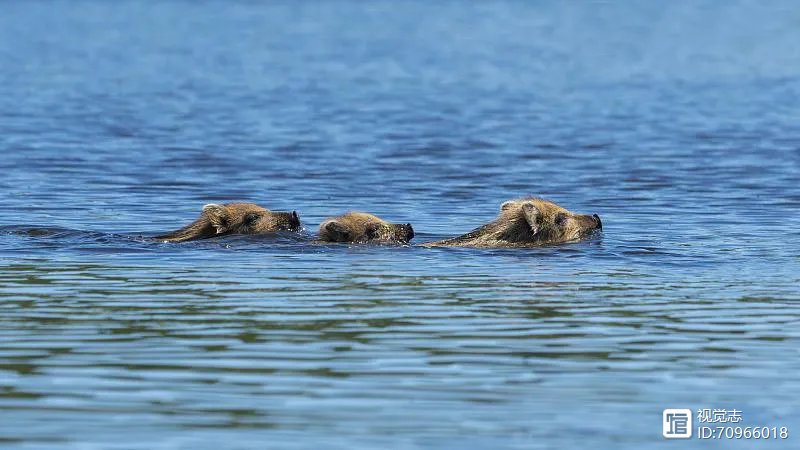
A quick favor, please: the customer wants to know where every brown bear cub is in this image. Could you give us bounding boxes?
[422,197,601,248]
[319,212,414,244]
[155,203,301,242]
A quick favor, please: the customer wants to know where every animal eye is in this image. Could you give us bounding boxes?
[244,213,260,224]
[555,213,568,226]
[364,224,381,239]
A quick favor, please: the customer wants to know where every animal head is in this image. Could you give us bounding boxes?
[497,198,601,244]
[202,203,301,235]
[320,212,415,244]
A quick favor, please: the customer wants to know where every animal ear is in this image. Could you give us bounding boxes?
[521,202,541,234]
[202,204,229,234]
[323,221,352,242]
[501,200,516,211]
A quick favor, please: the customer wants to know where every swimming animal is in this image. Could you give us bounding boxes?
[155,203,300,242]
[319,212,414,244]
[421,197,601,248]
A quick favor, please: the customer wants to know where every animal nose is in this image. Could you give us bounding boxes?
[406,224,415,240]
[592,214,602,230]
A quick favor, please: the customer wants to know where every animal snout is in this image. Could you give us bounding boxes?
[592,214,602,230]
[290,211,301,230]
[406,224,415,241]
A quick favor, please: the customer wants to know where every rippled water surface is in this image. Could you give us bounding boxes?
[2,1,800,449]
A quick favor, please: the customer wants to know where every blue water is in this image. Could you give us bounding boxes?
[1,1,799,449]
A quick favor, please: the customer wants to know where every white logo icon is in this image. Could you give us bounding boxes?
[663,409,692,438]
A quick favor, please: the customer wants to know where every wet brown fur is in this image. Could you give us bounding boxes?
[421,197,601,248]
[319,212,414,244]
[155,203,300,242]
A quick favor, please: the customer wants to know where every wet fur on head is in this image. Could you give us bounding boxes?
[422,197,601,248]
[319,212,414,244]
[155,203,300,242]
